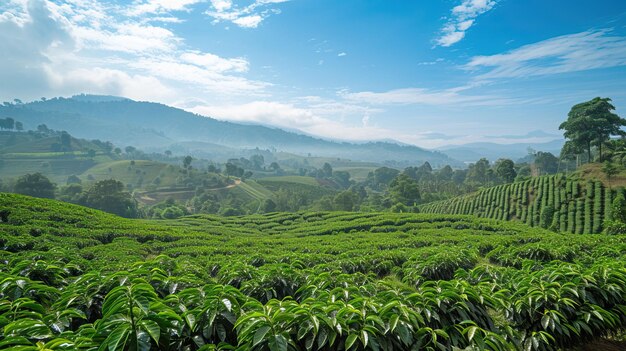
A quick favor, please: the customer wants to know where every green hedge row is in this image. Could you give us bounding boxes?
[421,175,613,233]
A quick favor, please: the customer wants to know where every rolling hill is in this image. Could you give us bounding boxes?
[0,95,461,167]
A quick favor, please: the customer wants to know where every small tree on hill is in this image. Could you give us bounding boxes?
[0,117,15,130]
[495,159,516,183]
[183,155,193,170]
[389,173,421,206]
[14,173,56,199]
[534,152,558,175]
[82,179,139,218]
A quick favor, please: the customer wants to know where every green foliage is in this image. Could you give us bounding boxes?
[2,193,626,351]
[388,174,421,206]
[81,179,139,218]
[421,175,611,233]
[14,173,56,199]
[560,97,626,162]
[539,205,554,229]
[611,190,626,223]
[494,159,517,183]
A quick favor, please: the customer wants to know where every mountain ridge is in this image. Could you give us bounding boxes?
[0,95,462,167]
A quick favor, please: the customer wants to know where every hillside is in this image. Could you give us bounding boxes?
[0,131,113,182]
[0,96,461,167]
[420,174,617,233]
[1,194,626,350]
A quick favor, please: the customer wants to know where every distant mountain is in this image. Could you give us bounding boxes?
[485,130,560,140]
[0,95,461,167]
[438,139,565,163]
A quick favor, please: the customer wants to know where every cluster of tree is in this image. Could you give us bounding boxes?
[146,198,190,219]
[10,173,139,218]
[0,117,23,131]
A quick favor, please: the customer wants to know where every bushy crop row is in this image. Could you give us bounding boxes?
[1,193,626,350]
[420,175,615,233]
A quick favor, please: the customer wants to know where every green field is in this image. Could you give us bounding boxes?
[258,175,321,187]
[0,132,113,183]
[1,193,625,350]
[80,160,181,186]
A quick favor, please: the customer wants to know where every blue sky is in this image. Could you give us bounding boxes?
[1,0,625,148]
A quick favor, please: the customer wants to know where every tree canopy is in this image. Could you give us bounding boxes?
[81,179,139,218]
[14,173,56,199]
[559,97,625,163]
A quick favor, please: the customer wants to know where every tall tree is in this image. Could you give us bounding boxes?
[534,151,559,175]
[322,163,333,178]
[466,158,490,185]
[389,174,421,206]
[494,159,516,183]
[559,97,625,163]
[60,131,71,150]
[182,155,193,170]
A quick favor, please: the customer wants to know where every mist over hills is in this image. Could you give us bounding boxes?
[437,139,565,163]
[0,95,462,167]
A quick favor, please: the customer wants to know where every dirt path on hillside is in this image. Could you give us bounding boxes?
[208,179,241,190]
[138,179,242,203]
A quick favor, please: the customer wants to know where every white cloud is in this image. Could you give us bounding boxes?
[45,66,175,101]
[465,29,626,79]
[232,14,262,28]
[180,52,249,73]
[74,23,180,53]
[126,0,203,16]
[190,100,395,141]
[436,0,497,47]
[340,87,515,107]
[206,0,289,28]
[338,52,347,57]
[130,58,267,94]
[211,0,232,12]
[0,0,74,99]
[0,0,269,103]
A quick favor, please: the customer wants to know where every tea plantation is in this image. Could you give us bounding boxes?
[1,193,626,350]
[420,175,620,234]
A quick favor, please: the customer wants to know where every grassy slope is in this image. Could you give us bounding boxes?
[572,162,626,188]
[0,132,111,182]
[80,160,181,186]
[257,176,320,187]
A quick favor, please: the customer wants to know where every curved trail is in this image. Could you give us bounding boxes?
[138,179,242,202]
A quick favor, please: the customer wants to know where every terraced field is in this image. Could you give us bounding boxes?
[1,193,625,350]
[420,175,618,233]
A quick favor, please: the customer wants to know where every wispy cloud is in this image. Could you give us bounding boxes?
[125,0,203,17]
[465,29,626,79]
[340,87,515,107]
[206,0,290,28]
[436,0,498,47]
[485,130,560,140]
